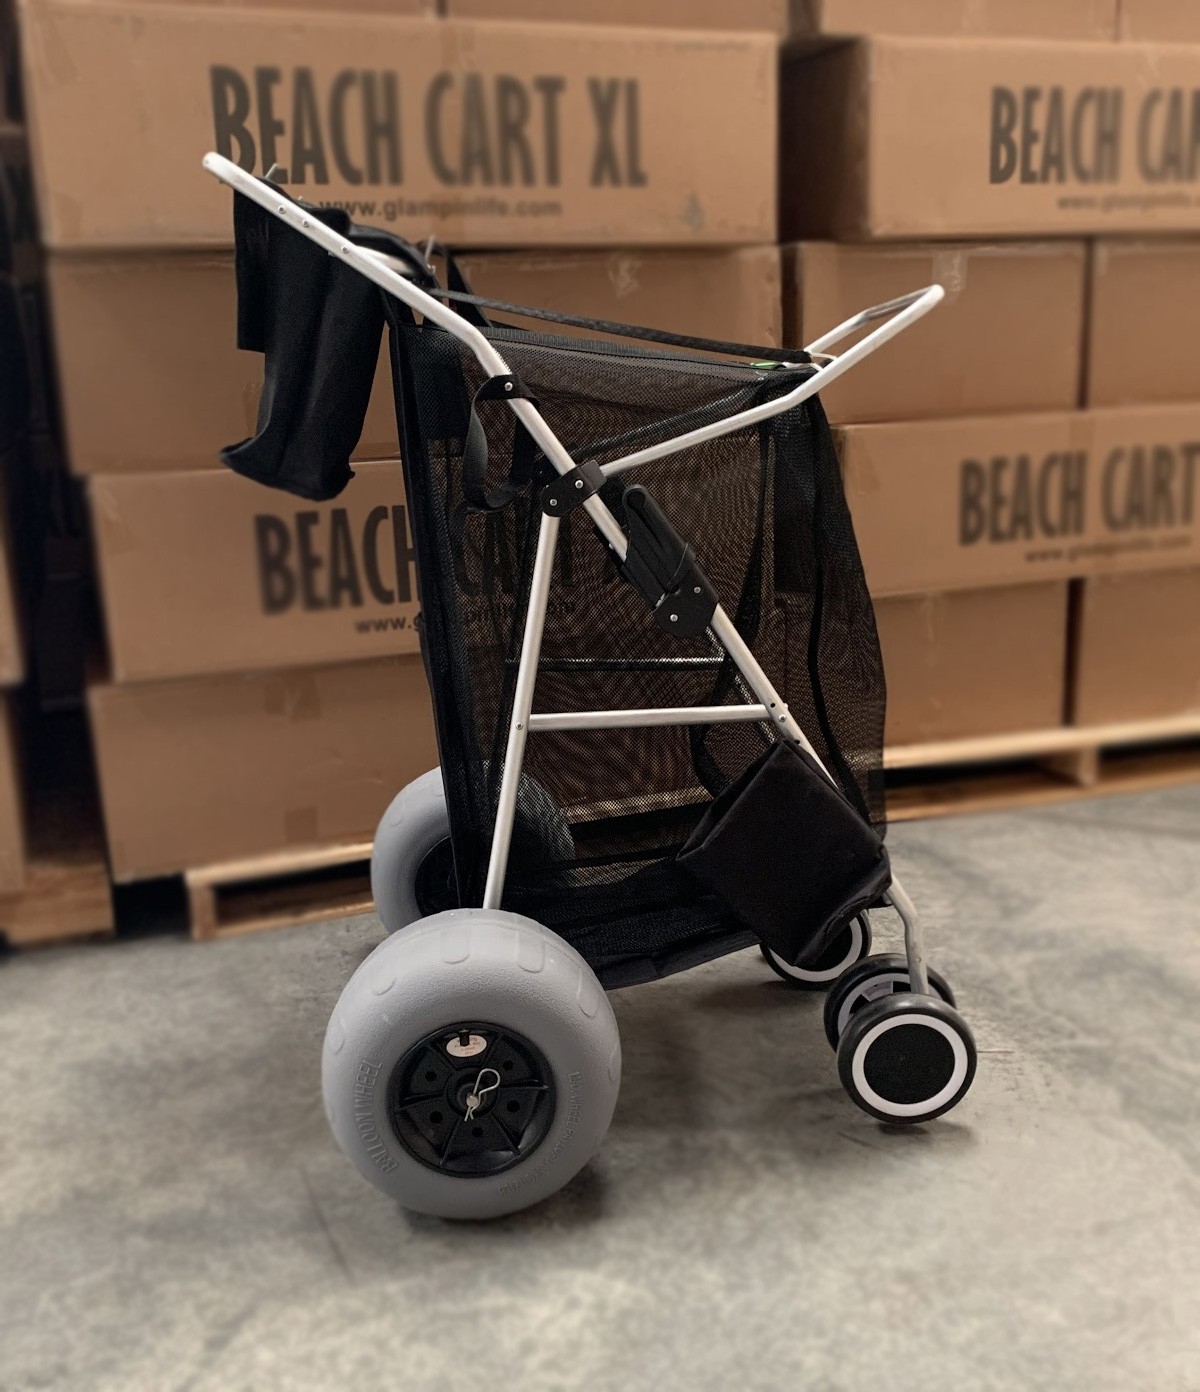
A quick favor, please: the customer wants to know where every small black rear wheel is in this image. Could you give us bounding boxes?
[760,914,872,991]
[837,994,976,1125]
[823,952,956,1050]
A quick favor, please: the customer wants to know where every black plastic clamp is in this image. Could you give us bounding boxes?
[619,485,719,639]
[652,565,720,638]
[540,459,607,516]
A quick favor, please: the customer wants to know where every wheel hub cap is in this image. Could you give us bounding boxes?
[388,1023,556,1177]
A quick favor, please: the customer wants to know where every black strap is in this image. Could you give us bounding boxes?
[430,285,808,364]
[423,241,493,330]
[462,373,542,512]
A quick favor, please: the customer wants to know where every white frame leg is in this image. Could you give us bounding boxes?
[481,514,560,912]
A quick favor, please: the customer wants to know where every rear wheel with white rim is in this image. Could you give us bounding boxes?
[760,914,872,991]
[823,952,956,1049]
[837,994,976,1125]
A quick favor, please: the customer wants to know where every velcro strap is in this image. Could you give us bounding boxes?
[462,374,541,512]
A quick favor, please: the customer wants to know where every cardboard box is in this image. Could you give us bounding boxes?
[0,691,24,893]
[20,2,775,250]
[90,460,420,681]
[47,252,397,476]
[0,467,23,686]
[1117,1,1200,43]
[1087,240,1200,409]
[154,0,434,9]
[458,245,781,348]
[1070,569,1200,725]
[838,405,1200,597]
[88,654,436,880]
[784,241,1085,423]
[878,582,1068,746]
[48,244,780,475]
[791,0,1117,41]
[448,0,788,32]
[781,38,1200,240]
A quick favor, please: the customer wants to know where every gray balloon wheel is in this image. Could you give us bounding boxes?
[370,768,575,935]
[370,770,452,934]
[322,909,620,1220]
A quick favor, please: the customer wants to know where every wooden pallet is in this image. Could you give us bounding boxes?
[885,713,1200,822]
[180,713,1200,941]
[185,839,374,941]
[0,841,114,948]
[0,721,115,950]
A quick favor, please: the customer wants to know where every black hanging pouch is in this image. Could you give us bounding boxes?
[678,742,891,965]
[221,190,441,502]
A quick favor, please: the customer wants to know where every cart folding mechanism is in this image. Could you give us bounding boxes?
[204,151,978,1219]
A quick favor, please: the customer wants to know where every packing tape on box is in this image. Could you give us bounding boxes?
[930,248,968,304]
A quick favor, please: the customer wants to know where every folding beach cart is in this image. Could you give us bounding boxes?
[204,152,977,1220]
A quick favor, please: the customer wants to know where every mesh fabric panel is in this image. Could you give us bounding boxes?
[386,310,885,986]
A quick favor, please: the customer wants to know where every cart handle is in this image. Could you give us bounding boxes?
[201,152,941,487]
[598,283,943,477]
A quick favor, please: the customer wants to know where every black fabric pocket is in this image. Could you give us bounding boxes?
[678,742,891,964]
[220,194,385,502]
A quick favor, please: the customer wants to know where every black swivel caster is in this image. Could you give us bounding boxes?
[823,952,956,1049]
[760,914,872,992]
[837,993,976,1124]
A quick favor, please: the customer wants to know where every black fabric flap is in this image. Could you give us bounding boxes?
[678,741,890,964]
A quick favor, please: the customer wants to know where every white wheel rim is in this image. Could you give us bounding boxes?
[851,1013,969,1120]
[768,917,865,984]
[836,971,911,1040]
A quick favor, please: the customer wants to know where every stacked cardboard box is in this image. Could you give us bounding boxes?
[1071,241,1200,725]
[0,116,32,899]
[18,0,785,882]
[781,5,1200,746]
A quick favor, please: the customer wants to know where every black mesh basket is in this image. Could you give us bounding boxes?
[385,318,888,988]
[226,194,889,991]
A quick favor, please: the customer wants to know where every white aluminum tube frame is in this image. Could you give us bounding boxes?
[202,152,933,993]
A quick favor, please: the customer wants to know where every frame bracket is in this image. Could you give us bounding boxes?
[540,459,606,516]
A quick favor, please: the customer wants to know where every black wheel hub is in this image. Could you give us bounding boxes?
[863,1022,957,1105]
[387,1022,555,1177]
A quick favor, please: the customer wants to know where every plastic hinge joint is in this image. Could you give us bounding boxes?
[621,543,719,639]
[540,460,607,516]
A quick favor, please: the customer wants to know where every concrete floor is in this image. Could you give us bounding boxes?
[1,788,1198,1392]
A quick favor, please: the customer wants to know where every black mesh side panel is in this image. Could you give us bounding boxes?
[385,309,885,982]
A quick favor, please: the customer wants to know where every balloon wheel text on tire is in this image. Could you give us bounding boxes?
[837,994,976,1125]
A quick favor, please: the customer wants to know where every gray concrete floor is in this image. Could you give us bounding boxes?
[2,788,1199,1392]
